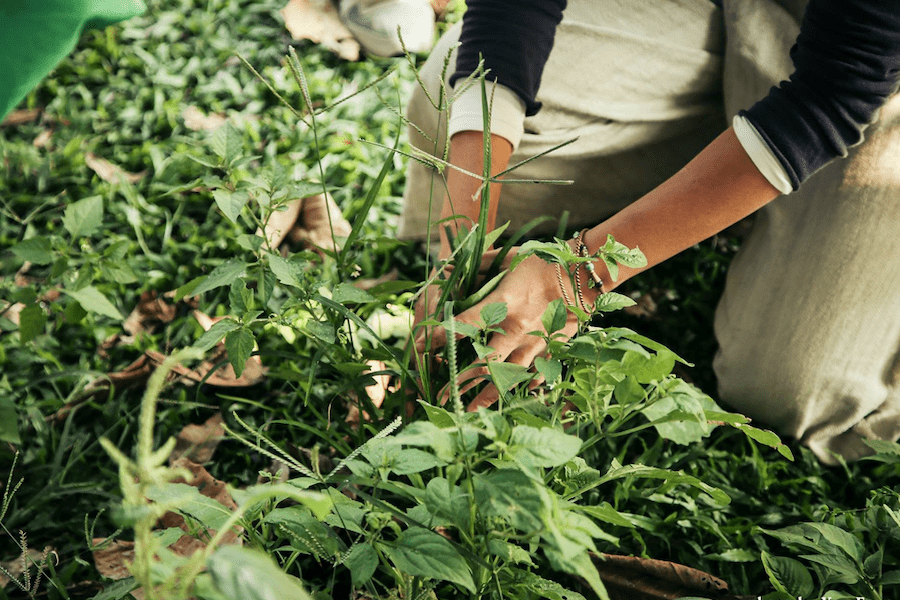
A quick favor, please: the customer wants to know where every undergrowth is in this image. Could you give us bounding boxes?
[1,1,899,600]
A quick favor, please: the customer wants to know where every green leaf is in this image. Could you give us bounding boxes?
[534,357,562,386]
[424,477,470,533]
[487,361,533,395]
[268,254,307,289]
[707,548,758,562]
[419,401,456,428]
[802,522,864,562]
[488,539,535,566]
[596,460,731,505]
[210,123,244,165]
[507,426,582,468]
[332,283,375,305]
[541,299,567,335]
[263,507,338,558]
[18,303,46,342]
[64,286,123,320]
[521,572,586,600]
[146,483,233,531]
[343,542,378,588]
[207,545,313,600]
[736,424,794,460]
[0,396,21,444]
[87,578,139,600]
[394,421,455,462]
[390,448,447,475]
[593,292,636,313]
[213,189,249,223]
[192,260,249,296]
[761,552,815,597]
[194,318,240,352]
[474,469,549,532]
[225,328,255,378]
[385,527,475,593]
[480,302,507,329]
[63,195,103,239]
[11,236,53,265]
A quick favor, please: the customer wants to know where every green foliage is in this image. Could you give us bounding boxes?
[2,2,900,600]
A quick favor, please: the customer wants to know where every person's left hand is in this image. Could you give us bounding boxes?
[413,249,588,411]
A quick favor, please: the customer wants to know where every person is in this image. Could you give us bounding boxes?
[338,0,443,57]
[401,0,900,463]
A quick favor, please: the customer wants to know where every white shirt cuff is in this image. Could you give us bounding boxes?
[448,82,527,151]
[733,114,793,195]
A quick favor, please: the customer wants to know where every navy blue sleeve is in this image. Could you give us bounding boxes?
[448,0,567,117]
[741,0,900,190]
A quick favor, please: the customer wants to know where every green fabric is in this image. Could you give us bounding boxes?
[0,0,146,121]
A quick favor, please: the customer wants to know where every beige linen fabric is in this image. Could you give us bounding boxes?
[400,0,900,462]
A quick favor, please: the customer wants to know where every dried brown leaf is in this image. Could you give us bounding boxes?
[85,152,146,184]
[92,540,135,581]
[33,128,53,148]
[169,413,225,464]
[182,106,227,131]
[289,192,352,253]
[594,553,731,600]
[281,0,360,61]
[1,109,40,127]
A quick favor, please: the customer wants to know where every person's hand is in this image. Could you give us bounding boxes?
[414,248,592,411]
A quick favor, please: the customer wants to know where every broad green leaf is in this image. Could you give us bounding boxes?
[799,553,860,582]
[267,254,307,289]
[390,448,447,475]
[385,527,475,593]
[593,292,636,313]
[480,302,507,329]
[474,469,549,532]
[262,507,338,558]
[332,283,375,305]
[145,483,233,531]
[304,319,335,343]
[707,548,758,562]
[521,572,586,600]
[487,539,534,566]
[487,361,533,395]
[545,547,609,600]
[534,357,562,386]
[63,195,103,239]
[880,569,900,584]
[802,522,864,562]
[230,483,332,520]
[207,545,313,600]
[576,503,636,529]
[596,460,730,505]
[541,299,567,335]
[225,328,255,378]
[194,318,240,352]
[87,578,139,600]
[641,394,710,445]
[418,401,456,428]
[761,552,815,597]
[209,123,243,164]
[342,543,378,588]
[18,303,46,342]
[65,286,123,320]
[736,424,794,460]
[11,236,53,265]
[424,477,470,532]
[507,426,582,468]
[0,397,21,444]
[213,188,249,223]
[394,421,454,462]
[192,260,249,296]
[153,527,186,548]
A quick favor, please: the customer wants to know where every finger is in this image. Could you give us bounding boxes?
[467,382,501,411]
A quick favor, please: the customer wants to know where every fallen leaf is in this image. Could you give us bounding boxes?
[169,413,226,464]
[0,548,46,589]
[92,540,135,581]
[85,152,146,184]
[33,128,53,148]
[623,292,658,319]
[0,109,40,127]
[281,0,360,61]
[593,553,732,600]
[182,106,227,131]
[124,291,177,337]
[256,459,292,485]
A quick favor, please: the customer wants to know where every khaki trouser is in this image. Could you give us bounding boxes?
[399,0,900,463]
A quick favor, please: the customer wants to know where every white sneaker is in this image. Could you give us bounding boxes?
[339,0,436,57]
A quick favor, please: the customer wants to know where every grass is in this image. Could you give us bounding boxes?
[1,1,899,599]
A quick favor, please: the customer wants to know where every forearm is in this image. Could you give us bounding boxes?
[582,126,780,294]
[439,130,513,260]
